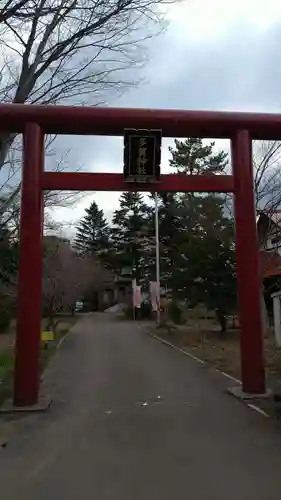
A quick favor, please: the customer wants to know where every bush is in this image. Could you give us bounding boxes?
[141,301,151,319]
[123,301,152,320]
[168,301,184,325]
[0,295,12,333]
[123,303,134,319]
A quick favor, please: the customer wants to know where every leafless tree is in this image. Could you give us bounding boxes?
[0,0,168,158]
[0,135,84,235]
[253,141,281,213]
[42,235,114,327]
[224,140,281,217]
[0,0,171,219]
[42,236,91,328]
[0,1,28,23]
[246,140,281,332]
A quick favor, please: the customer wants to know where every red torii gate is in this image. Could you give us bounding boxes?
[1,103,276,407]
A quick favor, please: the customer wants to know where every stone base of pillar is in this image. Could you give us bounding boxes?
[227,386,272,400]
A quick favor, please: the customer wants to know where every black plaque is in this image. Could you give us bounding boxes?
[123,129,161,183]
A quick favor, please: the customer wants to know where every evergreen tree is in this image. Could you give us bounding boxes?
[0,220,18,287]
[169,137,228,175]
[171,194,236,330]
[0,219,18,331]
[149,192,181,290]
[108,192,151,284]
[74,201,109,257]
[159,138,236,331]
[153,139,228,288]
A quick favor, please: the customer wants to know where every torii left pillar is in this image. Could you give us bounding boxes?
[14,123,44,407]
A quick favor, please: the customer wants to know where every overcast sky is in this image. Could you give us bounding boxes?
[52,0,281,235]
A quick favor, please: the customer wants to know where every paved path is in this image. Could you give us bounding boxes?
[1,313,281,499]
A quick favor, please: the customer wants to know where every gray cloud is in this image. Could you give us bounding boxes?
[51,12,281,227]
[119,20,281,112]
[55,18,281,170]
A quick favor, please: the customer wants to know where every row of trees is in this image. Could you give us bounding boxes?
[0,229,113,332]
[1,135,281,333]
[73,136,281,331]
[42,235,114,329]
[74,138,237,331]
[0,0,171,331]
[1,134,280,333]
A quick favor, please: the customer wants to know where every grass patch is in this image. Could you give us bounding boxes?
[0,315,78,406]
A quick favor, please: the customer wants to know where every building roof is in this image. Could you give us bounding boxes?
[260,250,281,278]
[44,235,70,245]
[257,210,281,228]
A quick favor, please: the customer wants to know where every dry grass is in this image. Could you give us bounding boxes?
[0,316,78,348]
[154,320,281,393]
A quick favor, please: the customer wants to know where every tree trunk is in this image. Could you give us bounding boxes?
[260,285,269,335]
[45,305,57,332]
[216,308,228,336]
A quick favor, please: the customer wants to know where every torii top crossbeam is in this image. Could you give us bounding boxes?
[1,103,281,139]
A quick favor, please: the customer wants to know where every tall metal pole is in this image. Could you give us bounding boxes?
[155,192,160,324]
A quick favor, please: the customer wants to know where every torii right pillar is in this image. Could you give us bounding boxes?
[232,130,266,396]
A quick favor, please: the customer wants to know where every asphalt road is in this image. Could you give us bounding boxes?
[1,313,281,499]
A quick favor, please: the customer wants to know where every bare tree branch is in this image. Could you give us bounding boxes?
[0,0,30,23]
[253,140,281,214]
[0,131,85,228]
[0,0,171,219]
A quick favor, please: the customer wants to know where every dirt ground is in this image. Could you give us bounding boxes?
[152,319,281,395]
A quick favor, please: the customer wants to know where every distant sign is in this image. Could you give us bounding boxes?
[41,330,54,342]
[123,129,161,183]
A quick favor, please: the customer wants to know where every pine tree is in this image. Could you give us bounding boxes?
[74,201,109,257]
[148,192,181,291]
[169,137,228,175]
[171,195,236,318]
[155,139,228,289]
[161,138,236,331]
[109,192,151,285]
